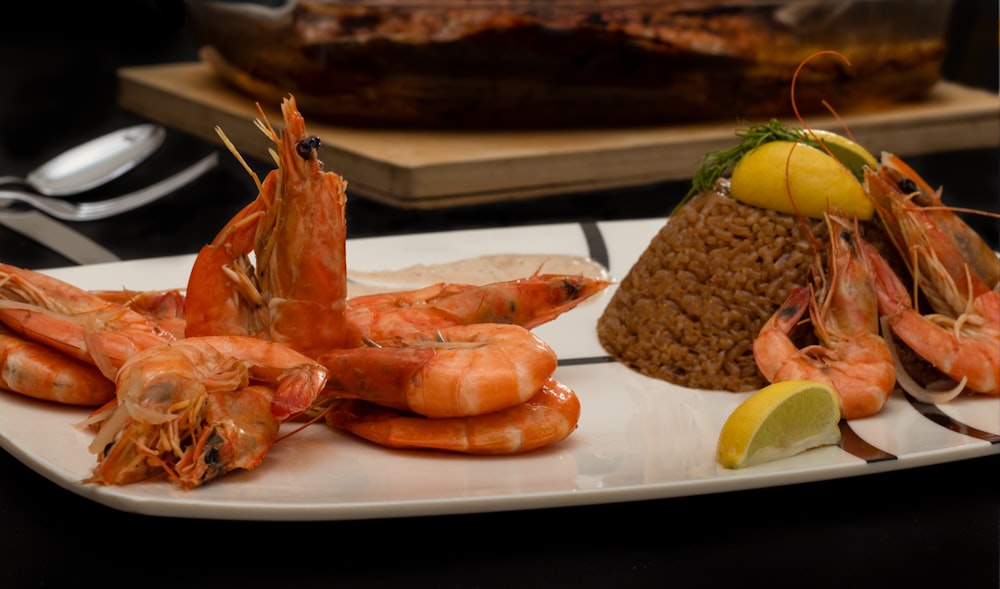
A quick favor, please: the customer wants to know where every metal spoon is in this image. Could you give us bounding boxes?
[0,153,218,221]
[0,124,166,196]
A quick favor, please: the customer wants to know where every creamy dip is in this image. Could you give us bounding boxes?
[346,253,608,298]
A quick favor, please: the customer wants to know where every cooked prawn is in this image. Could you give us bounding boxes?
[865,232,999,397]
[86,336,328,488]
[754,214,896,419]
[318,323,558,418]
[867,167,996,318]
[861,158,999,396]
[344,273,611,346]
[866,152,999,290]
[0,325,115,406]
[185,96,349,357]
[326,377,581,454]
[0,263,173,379]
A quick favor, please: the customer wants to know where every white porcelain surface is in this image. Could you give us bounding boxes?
[0,219,996,520]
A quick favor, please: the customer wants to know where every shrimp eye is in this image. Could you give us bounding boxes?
[898,178,918,195]
[203,429,224,468]
[204,446,220,467]
[561,277,582,298]
[296,135,322,160]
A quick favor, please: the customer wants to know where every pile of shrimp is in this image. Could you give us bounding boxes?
[752,153,999,420]
[744,50,998,421]
[0,96,610,489]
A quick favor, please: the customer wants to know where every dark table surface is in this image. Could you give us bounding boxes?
[1,2,998,588]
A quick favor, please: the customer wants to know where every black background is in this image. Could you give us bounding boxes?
[0,2,998,587]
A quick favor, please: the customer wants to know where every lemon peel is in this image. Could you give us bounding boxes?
[729,140,875,221]
[716,380,842,469]
[805,129,878,181]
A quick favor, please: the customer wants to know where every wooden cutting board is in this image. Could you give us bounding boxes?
[117,62,1000,209]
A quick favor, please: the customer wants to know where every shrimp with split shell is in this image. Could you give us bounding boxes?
[326,377,581,455]
[86,336,328,489]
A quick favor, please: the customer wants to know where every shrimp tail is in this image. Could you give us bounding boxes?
[753,285,812,383]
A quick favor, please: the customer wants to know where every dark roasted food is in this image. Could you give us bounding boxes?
[190,0,950,128]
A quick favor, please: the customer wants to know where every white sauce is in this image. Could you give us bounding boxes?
[346,253,608,298]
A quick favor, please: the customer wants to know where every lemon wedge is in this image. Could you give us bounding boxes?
[716,380,842,469]
[730,139,875,221]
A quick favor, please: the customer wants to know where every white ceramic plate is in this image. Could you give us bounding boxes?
[0,219,996,521]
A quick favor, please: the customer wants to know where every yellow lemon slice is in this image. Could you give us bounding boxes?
[730,140,875,221]
[716,380,842,469]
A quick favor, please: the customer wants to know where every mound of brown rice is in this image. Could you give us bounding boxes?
[597,180,824,391]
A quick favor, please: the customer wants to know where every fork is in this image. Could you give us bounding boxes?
[0,153,218,222]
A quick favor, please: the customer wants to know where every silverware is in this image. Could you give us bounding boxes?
[0,210,119,264]
[0,153,218,221]
[0,124,165,196]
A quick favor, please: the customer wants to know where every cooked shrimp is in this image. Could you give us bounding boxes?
[344,273,611,346]
[86,336,328,488]
[869,170,996,318]
[185,96,349,357]
[0,325,115,406]
[866,235,999,396]
[326,378,581,454]
[865,152,1000,290]
[0,263,173,379]
[861,158,999,396]
[318,323,558,418]
[754,214,896,419]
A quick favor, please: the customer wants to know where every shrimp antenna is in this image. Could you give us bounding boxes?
[215,125,264,195]
[278,408,331,442]
[786,50,860,254]
[791,49,855,159]
[254,102,282,171]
